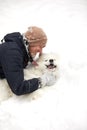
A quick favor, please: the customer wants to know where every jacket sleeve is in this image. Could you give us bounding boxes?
[1,49,39,95]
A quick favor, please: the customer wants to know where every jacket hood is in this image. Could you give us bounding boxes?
[1,32,22,43]
[1,32,31,66]
[1,32,34,65]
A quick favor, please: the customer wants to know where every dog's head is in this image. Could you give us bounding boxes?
[37,53,58,73]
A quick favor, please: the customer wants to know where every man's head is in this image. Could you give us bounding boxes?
[24,26,47,58]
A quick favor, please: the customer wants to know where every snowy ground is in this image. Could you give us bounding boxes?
[0,0,87,130]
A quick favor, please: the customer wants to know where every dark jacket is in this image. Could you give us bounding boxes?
[0,32,39,95]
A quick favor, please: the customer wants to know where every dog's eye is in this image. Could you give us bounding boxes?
[45,60,48,62]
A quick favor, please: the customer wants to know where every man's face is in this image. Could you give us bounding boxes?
[28,44,45,59]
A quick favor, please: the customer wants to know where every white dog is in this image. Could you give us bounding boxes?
[36,53,59,86]
[0,53,59,102]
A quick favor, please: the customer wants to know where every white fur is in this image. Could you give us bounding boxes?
[0,53,59,102]
[37,53,58,77]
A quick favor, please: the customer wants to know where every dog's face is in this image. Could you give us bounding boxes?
[44,58,57,71]
[37,53,58,73]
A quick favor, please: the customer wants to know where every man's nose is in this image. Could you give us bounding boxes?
[39,48,42,55]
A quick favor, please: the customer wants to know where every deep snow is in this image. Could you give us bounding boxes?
[0,0,87,130]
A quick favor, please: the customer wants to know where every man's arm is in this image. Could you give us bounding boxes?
[1,49,39,95]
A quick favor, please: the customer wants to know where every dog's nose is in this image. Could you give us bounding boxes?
[49,59,54,63]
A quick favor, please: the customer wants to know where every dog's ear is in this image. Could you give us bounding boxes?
[37,54,47,65]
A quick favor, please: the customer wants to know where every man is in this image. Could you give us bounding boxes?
[0,26,56,95]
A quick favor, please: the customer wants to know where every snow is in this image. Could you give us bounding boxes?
[0,0,87,130]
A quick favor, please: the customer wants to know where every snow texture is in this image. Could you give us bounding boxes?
[0,0,87,130]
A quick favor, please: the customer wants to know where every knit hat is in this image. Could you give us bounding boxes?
[24,26,47,47]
